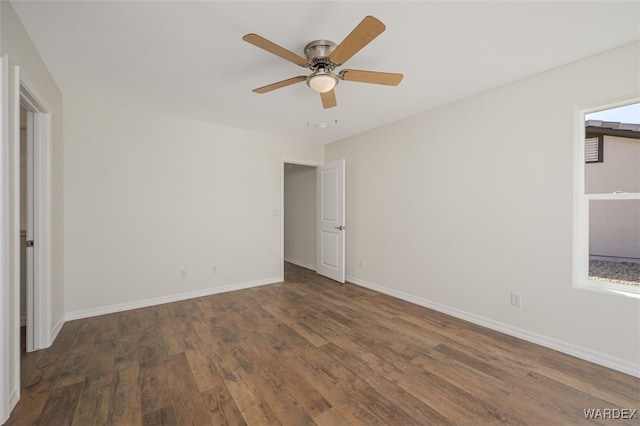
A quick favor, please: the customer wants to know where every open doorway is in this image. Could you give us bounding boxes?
[19,82,53,353]
[282,159,346,283]
[283,163,317,280]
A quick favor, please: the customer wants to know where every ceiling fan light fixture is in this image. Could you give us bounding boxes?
[243,16,402,109]
[307,69,338,93]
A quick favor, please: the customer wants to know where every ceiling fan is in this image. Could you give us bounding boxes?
[242,16,403,109]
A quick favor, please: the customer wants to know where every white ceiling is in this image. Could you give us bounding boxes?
[10,1,640,144]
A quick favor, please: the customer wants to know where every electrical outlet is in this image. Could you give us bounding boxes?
[211,266,217,274]
[180,270,187,279]
[510,292,522,307]
[358,260,364,269]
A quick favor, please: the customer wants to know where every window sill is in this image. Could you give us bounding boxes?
[574,280,640,299]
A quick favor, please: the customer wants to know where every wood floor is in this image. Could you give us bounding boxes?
[6,263,639,425]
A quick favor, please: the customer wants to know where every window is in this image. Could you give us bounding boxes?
[574,101,640,297]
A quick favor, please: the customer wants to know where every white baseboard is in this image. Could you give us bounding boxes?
[346,275,640,378]
[284,257,315,271]
[9,387,19,414]
[50,315,65,344]
[65,276,281,322]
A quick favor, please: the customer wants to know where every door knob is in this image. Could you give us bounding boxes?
[334,225,345,230]
[26,240,34,247]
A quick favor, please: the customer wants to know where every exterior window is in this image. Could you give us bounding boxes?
[574,102,640,296]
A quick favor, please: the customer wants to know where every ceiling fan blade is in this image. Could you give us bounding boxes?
[320,89,337,109]
[243,33,309,67]
[340,69,403,86]
[329,16,386,66]
[253,76,307,94]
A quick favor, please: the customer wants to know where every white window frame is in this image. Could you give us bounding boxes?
[573,97,640,299]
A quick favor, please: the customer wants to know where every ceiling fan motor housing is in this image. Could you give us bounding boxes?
[304,40,337,70]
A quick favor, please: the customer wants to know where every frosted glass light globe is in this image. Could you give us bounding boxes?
[308,73,337,93]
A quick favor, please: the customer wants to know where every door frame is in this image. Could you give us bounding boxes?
[280,158,320,281]
[20,81,53,352]
[1,54,12,426]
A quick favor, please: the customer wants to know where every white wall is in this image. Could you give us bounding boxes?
[63,96,322,315]
[325,42,640,373]
[284,164,316,270]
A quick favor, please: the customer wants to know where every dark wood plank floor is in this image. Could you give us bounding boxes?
[6,262,639,425]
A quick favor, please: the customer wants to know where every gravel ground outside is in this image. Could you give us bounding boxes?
[589,260,640,287]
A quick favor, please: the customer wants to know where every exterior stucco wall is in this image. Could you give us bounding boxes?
[587,135,640,259]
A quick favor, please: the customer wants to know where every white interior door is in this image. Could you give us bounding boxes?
[25,110,35,352]
[20,83,53,353]
[316,159,345,283]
